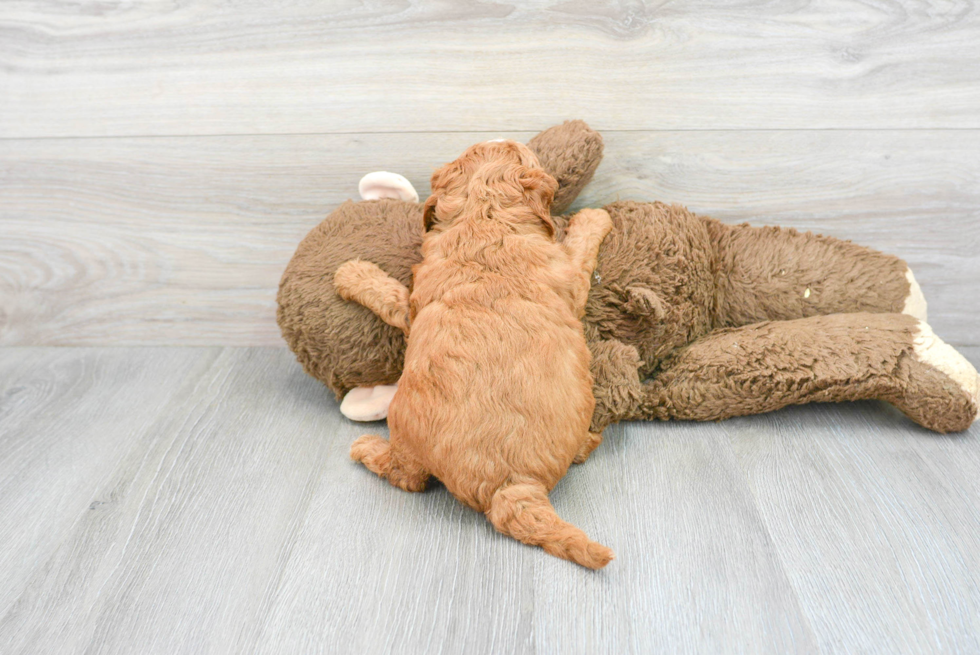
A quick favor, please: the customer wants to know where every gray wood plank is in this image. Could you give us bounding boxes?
[250,431,540,655]
[2,1,980,137]
[0,347,341,654]
[529,420,819,654]
[251,416,816,654]
[2,130,977,347]
[727,348,980,655]
[0,347,220,620]
[4,346,980,652]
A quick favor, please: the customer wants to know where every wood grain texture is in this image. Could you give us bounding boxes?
[0,347,220,620]
[253,418,817,655]
[2,130,977,346]
[1,347,978,653]
[0,347,816,654]
[2,1,980,137]
[528,420,818,654]
[3,1,979,651]
[0,347,341,654]
[727,393,980,654]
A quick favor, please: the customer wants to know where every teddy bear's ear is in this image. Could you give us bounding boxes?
[526,120,604,215]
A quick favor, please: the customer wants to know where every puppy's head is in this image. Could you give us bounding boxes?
[422,140,559,237]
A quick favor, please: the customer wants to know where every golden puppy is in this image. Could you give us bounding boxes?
[334,140,614,568]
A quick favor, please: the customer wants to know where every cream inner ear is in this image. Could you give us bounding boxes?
[358,172,419,203]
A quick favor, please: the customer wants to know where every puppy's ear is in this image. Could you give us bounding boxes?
[422,193,439,232]
[521,167,559,237]
[424,158,467,233]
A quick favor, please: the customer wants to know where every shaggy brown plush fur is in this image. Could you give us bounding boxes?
[279,126,978,436]
[637,312,978,432]
[552,202,976,433]
[277,120,604,398]
[337,141,614,568]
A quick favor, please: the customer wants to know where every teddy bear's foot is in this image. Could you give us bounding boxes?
[339,384,398,422]
[358,172,419,203]
[888,322,979,433]
[902,268,928,321]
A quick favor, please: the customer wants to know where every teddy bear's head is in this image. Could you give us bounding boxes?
[277,121,604,399]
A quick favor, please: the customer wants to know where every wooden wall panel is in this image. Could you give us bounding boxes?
[2,1,980,137]
[2,130,976,346]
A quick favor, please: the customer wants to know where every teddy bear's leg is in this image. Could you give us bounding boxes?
[706,220,927,327]
[588,338,644,433]
[635,313,978,433]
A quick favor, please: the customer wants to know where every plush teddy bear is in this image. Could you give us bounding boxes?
[279,124,979,434]
[277,121,605,420]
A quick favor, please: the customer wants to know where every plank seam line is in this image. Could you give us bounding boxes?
[3,127,980,142]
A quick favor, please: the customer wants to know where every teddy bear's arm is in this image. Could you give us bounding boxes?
[633,313,978,434]
[333,260,411,335]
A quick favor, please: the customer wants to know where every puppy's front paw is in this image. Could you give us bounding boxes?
[574,208,613,238]
[333,260,373,299]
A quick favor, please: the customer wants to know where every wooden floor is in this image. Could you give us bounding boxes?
[2,1,980,653]
[0,346,977,654]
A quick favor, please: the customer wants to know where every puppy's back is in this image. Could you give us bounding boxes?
[391,246,594,508]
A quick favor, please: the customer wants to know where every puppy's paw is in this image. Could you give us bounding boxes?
[333,260,374,299]
[350,434,390,464]
[573,431,603,464]
[573,208,613,238]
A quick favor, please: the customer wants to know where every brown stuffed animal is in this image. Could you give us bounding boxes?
[277,121,605,418]
[278,124,979,434]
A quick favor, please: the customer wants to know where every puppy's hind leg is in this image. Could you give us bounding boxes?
[486,479,613,569]
[350,435,429,492]
[573,432,603,464]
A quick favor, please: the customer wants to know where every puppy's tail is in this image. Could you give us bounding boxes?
[486,480,614,569]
